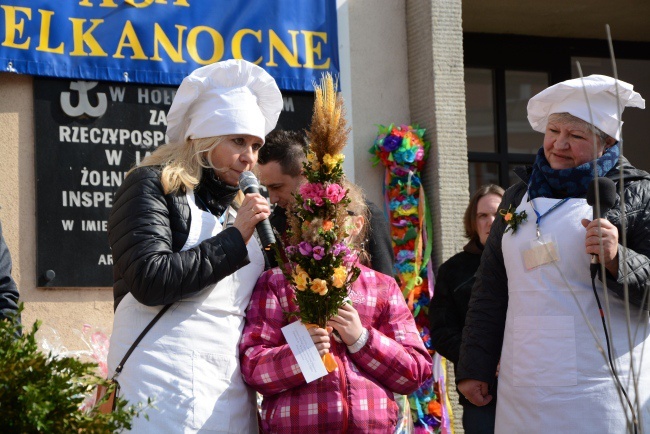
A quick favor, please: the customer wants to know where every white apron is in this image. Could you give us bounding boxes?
[108,190,264,433]
[496,193,650,433]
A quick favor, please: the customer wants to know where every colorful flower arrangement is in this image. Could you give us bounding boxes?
[370,124,448,433]
[275,75,360,370]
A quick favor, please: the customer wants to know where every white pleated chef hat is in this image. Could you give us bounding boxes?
[527,74,645,141]
[166,59,283,144]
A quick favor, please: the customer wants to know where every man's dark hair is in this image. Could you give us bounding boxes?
[259,130,309,177]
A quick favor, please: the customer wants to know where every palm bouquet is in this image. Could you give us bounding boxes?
[275,74,361,370]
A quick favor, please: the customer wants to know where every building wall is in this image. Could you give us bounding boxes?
[338,0,411,209]
[463,0,650,42]
[0,73,115,350]
[406,0,469,268]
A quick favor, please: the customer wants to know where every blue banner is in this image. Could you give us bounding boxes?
[0,0,339,91]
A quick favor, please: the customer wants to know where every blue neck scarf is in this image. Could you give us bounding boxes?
[527,145,620,199]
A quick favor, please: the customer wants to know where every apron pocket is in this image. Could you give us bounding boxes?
[512,315,577,387]
[191,351,233,431]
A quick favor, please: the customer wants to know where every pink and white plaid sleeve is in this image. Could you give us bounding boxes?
[348,276,433,396]
[240,269,306,396]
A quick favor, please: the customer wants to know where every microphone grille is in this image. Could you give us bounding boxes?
[238,171,259,191]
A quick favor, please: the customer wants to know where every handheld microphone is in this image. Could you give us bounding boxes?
[238,171,276,251]
[586,177,617,276]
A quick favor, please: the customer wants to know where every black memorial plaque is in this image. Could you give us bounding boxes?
[275,90,314,132]
[34,77,312,287]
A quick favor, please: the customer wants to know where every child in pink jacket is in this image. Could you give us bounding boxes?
[240,187,432,433]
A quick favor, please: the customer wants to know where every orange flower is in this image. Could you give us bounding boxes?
[311,278,328,296]
[428,399,442,418]
[293,266,310,291]
[504,213,512,222]
[322,220,334,231]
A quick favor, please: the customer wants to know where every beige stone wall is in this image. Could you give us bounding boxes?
[0,72,114,351]
[338,0,411,208]
[406,0,469,268]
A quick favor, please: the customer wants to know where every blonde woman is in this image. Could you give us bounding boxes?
[106,59,282,433]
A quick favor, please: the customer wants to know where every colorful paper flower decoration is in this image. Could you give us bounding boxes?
[370,124,449,433]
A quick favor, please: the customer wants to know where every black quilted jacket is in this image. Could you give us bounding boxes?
[429,239,497,408]
[457,156,650,385]
[108,166,249,310]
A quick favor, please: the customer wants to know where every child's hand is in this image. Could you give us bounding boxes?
[307,326,332,357]
[327,303,364,346]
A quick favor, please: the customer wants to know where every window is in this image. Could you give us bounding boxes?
[463,33,650,195]
[465,68,548,195]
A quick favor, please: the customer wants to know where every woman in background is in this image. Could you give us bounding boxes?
[429,184,503,434]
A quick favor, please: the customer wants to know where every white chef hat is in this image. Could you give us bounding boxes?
[166,59,283,144]
[527,74,645,141]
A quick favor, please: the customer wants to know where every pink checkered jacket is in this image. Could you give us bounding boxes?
[240,265,433,433]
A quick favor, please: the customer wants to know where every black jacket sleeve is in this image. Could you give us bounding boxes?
[366,200,395,276]
[603,178,650,310]
[0,221,19,321]
[108,167,249,307]
[429,260,465,364]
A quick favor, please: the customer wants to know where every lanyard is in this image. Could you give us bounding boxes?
[529,197,569,238]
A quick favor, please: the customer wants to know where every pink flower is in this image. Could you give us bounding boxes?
[343,251,357,266]
[298,241,313,256]
[312,246,325,260]
[300,182,325,207]
[325,183,346,204]
[330,242,350,257]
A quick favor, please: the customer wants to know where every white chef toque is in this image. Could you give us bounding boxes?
[166,59,283,144]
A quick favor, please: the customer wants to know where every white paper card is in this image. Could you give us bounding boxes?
[281,321,328,383]
[522,235,560,270]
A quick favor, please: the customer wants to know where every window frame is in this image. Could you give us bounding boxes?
[464,33,650,189]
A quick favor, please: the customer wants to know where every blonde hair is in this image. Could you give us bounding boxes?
[132,136,226,195]
[344,180,371,266]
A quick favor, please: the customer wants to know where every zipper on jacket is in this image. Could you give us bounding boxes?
[333,340,349,433]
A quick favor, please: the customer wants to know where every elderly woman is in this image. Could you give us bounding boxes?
[429,184,504,434]
[106,59,282,433]
[457,75,649,432]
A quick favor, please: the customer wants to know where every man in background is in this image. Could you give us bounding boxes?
[257,129,394,276]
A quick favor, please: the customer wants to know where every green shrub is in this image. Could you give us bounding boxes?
[0,306,149,433]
